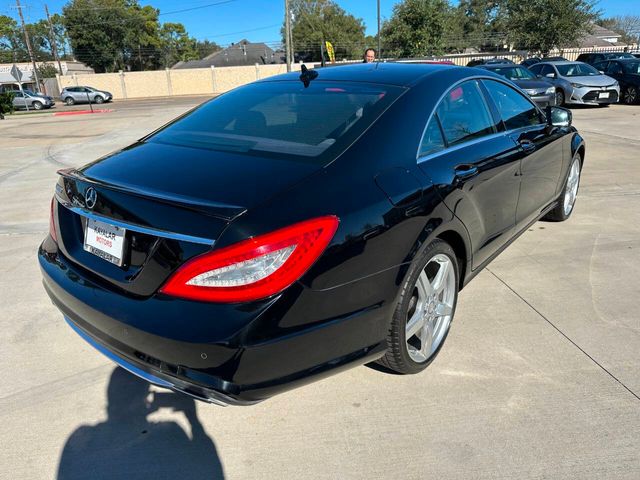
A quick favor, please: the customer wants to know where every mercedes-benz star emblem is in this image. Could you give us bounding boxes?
[85,187,97,210]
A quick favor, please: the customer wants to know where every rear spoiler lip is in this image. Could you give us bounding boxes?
[57,168,247,222]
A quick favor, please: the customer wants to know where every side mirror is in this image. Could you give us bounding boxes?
[598,70,604,74]
[546,106,572,128]
[545,73,556,79]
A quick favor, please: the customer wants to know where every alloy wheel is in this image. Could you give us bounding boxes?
[405,253,456,363]
[563,156,581,216]
[555,90,565,106]
[623,87,637,105]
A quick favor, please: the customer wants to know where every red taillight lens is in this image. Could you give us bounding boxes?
[49,197,58,243]
[160,216,339,303]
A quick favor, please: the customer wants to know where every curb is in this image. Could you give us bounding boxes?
[53,109,113,117]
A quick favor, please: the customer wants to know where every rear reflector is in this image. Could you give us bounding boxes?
[160,216,339,303]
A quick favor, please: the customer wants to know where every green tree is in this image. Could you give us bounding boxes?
[456,0,508,51]
[159,22,198,68]
[195,39,222,58]
[0,15,26,62]
[63,0,131,72]
[381,0,453,57]
[36,63,59,78]
[504,0,599,53]
[284,0,366,62]
[125,4,162,71]
[0,91,16,118]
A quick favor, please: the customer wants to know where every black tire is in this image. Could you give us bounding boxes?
[622,86,638,105]
[377,239,459,374]
[32,101,43,110]
[64,97,75,106]
[543,153,582,222]
[94,95,104,104]
[555,89,565,106]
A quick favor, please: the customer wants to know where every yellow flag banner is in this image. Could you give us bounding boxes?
[325,41,335,63]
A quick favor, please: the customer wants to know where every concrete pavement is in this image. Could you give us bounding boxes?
[0,98,638,479]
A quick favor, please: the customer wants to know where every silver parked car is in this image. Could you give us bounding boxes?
[12,90,55,110]
[60,86,113,106]
[529,61,620,106]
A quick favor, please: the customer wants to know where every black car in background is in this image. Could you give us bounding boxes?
[594,58,640,104]
[39,63,584,405]
[576,51,636,66]
[477,63,556,107]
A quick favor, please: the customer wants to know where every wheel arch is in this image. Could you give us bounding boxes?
[436,228,469,291]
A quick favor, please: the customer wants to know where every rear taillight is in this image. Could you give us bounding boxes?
[160,216,339,303]
[49,197,58,243]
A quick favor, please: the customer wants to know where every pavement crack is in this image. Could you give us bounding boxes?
[486,267,640,402]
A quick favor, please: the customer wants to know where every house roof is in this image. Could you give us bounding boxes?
[577,34,618,48]
[172,39,284,69]
[592,24,622,39]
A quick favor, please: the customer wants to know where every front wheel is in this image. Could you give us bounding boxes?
[32,101,43,110]
[94,95,104,104]
[622,86,638,105]
[378,239,459,374]
[555,89,565,106]
[543,153,582,222]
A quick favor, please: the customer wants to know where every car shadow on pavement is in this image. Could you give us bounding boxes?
[56,367,224,480]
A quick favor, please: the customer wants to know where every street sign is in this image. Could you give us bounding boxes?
[10,64,23,82]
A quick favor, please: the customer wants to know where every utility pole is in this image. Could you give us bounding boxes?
[285,0,292,72]
[45,4,63,76]
[15,0,41,91]
[377,0,381,59]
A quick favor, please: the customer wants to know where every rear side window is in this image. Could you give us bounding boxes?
[435,80,496,147]
[483,80,542,130]
[149,81,404,164]
[418,117,445,157]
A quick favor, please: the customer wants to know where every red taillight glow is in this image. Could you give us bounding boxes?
[160,216,339,303]
[49,197,58,243]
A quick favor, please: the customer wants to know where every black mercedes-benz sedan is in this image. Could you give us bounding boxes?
[39,63,584,405]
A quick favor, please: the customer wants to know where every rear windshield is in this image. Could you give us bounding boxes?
[556,63,601,77]
[491,66,536,80]
[148,80,404,164]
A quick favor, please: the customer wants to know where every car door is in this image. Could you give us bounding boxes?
[417,79,522,270]
[604,61,625,87]
[482,79,564,228]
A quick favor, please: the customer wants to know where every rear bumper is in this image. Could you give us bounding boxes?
[39,239,390,404]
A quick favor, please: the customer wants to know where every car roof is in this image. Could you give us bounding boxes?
[536,61,583,66]
[259,62,458,87]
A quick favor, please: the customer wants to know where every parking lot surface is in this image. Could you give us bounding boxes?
[0,97,638,479]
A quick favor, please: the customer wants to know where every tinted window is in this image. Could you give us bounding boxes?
[529,64,542,75]
[623,61,640,74]
[556,63,601,77]
[490,66,537,80]
[418,116,445,157]
[483,80,542,130]
[540,64,556,77]
[149,81,404,164]
[435,81,496,147]
[606,62,623,74]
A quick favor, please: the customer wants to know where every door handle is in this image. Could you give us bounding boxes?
[454,164,479,179]
[519,140,536,154]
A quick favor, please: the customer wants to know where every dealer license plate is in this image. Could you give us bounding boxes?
[84,218,126,266]
[599,92,610,99]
